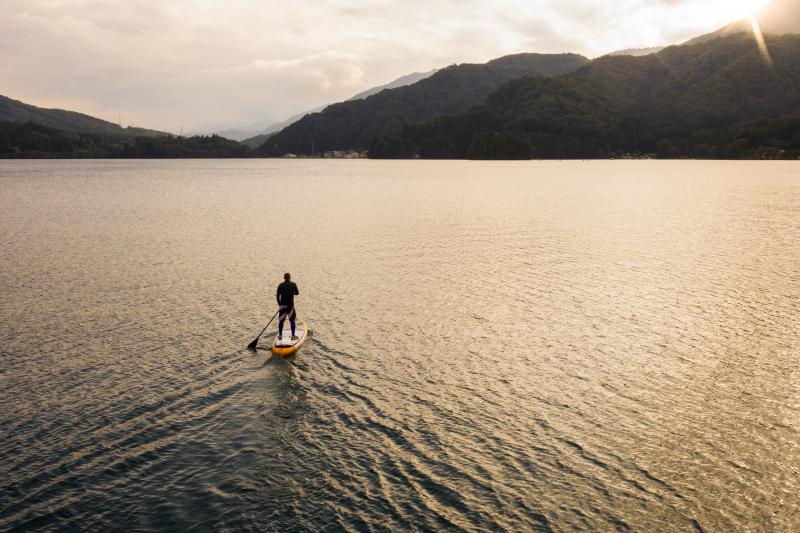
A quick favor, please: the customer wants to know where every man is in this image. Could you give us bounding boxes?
[276,273,300,341]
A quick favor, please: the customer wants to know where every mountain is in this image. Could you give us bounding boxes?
[687,0,800,45]
[260,53,589,156]
[0,120,248,158]
[608,46,665,57]
[382,33,800,159]
[347,69,438,101]
[223,71,438,144]
[206,127,260,142]
[610,0,799,58]
[753,0,800,33]
[203,119,279,142]
[239,107,326,147]
[0,95,246,158]
[189,117,279,141]
[237,70,439,146]
[0,95,164,138]
[240,132,276,149]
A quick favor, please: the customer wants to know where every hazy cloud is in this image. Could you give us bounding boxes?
[0,0,770,132]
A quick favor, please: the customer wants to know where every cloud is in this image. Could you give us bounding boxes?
[0,0,763,132]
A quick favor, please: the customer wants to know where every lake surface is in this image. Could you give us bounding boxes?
[1,160,798,531]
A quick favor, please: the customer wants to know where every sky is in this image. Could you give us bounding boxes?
[0,0,772,133]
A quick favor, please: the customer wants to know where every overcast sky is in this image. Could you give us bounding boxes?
[1,0,771,133]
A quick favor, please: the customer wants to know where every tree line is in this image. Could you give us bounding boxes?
[0,121,250,158]
[370,34,800,160]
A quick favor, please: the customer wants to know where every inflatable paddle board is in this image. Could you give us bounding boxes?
[271,319,308,357]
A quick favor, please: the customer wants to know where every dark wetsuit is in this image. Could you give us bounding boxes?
[277,281,299,337]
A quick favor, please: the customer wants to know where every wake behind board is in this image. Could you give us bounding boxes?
[271,319,308,357]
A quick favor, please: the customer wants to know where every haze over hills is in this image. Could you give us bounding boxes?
[755,0,800,32]
[212,70,439,143]
[608,47,665,57]
[0,69,440,154]
[260,53,589,156]
[3,0,800,160]
[611,0,800,56]
[0,95,164,138]
[199,118,284,143]
[379,33,800,159]
[0,119,248,158]
[263,0,800,153]
[347,69,439,102]
[238,108,326,148]
[0,92,239,157]
[687,0,800,45]
[608,0,800,57]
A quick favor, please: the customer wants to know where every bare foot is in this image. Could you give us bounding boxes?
[291,335,299,341]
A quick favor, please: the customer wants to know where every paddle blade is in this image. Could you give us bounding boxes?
[247,338,259,350]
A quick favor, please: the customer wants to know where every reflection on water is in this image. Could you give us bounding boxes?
[1,160,798,531]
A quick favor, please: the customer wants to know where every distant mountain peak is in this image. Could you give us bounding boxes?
[260,52,588,156]
[611,0,800,57]
[755,0,800,33]
[686,0,800,45]
[607,46,665,57]
[231,70,439,144]
[347,69,438,102]
[393,33,800,160]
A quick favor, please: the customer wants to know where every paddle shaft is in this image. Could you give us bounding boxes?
[248,309,280,349]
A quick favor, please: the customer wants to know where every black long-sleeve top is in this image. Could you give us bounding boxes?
[277,281,299,308]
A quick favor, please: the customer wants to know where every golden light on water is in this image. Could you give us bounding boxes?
[750,17,773,66]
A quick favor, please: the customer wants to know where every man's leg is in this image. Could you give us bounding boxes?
[278,310,285,339]
[290,309,298,339]
[290,320,296,338]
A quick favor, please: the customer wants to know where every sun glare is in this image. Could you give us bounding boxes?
[750,18,774,66]
[696,0,771,28]
[727,0,771,19]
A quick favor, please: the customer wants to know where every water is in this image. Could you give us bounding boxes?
[1,159,798,532]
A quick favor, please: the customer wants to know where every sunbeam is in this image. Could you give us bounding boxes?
[750,17,774,66]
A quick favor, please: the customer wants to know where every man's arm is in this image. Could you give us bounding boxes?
[276,286,281,305]
[294,284,299,296]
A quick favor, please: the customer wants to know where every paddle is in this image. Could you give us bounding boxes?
[247,309,280,350]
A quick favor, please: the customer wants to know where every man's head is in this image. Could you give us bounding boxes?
[284,273,291,281]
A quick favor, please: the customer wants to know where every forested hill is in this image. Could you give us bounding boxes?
[0,95,165,138]
[0,121,249,158]
[260,53,589,156]
[381,33,800,159]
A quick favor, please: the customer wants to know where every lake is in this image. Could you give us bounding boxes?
[1,159,798,531]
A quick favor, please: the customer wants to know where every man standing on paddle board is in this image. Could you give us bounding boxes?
[277,273,300,341]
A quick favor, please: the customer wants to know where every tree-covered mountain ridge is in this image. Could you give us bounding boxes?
[372,33,800,159]
[0,119,249,158]
[0,95,165,138]
[3,32,799,160]
[259,53,589,156]
[0,95,247,158]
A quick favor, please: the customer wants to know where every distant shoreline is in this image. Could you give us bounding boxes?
[2,157,798,162]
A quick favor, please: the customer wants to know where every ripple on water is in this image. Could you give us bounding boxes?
[1,160,799,531]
